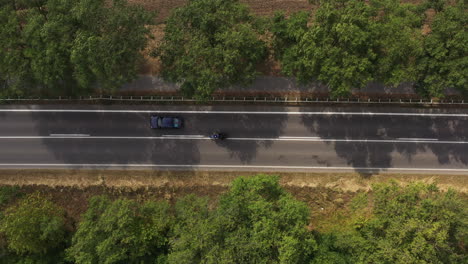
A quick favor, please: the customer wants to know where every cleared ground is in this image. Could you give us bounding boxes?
[0,169,466,227]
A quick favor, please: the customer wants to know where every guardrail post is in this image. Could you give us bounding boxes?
[265,97,267,101]
[296,97,298,102]
[59,96,61,100]
[151,96,153,100]
[130,96,133,100]
[244,97,246,101]
[254,97,256,101]
[110,95,112,99]
[430,99,433,104]
[141,96,143,100]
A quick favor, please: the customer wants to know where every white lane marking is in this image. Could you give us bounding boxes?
[162,134,203,137]
[398,138,438,141]
[0,163,467,172]
[0,136,467,144]
[0,109,467,117]
[279,136,320,139]
[50,134,90,137]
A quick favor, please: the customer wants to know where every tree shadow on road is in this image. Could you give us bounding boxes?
[186,107,288,163]
[301,114,468,174]
[29,112,201,168]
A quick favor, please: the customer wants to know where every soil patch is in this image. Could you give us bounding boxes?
[0,169,466,227]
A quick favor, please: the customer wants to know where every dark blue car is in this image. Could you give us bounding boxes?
[150,115,183,129]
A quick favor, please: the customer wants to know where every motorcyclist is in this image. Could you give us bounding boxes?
[210,132,226,140]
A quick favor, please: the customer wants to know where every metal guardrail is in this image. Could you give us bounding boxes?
[0,95,466,105]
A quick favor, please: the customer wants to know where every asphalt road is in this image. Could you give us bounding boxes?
[1,105,467,173]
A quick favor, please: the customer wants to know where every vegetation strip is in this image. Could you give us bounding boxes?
[0,173,466,263]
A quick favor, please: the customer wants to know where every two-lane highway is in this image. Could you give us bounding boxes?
[0,105,467,173]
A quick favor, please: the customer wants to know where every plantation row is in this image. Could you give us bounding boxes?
[0,0,466,99]
[0,175,466,264]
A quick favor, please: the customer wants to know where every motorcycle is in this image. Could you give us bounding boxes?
[209,132,226,140]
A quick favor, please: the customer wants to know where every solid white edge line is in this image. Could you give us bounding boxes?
[0,136,467,144]
[0,163,467,172]
[162,134,204,137]
[0,109,467,117]
[279,136,320,139]
[50,134,90,137]
[397,138,438,141]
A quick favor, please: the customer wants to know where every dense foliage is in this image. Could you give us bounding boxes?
[416,0,468,97]
[272,0,425,97]
[317,181,468,264]
[66,196,172,264]
[168,176,315,263]
[0,0,465,98]
[0,176,466,263]
[0,0,153,96]
[156,0,267,99]
[0,192,67,263]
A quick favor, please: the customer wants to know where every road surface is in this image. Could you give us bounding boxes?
[0,105,467,173]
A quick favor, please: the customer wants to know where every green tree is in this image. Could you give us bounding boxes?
[416,1,468,97]
[372,0,424,86]
[0,0,153,96]
[329,182,468,264]
[66,196,172,264]
[70,0,154,92]
[272,0,425,97]
[156,0,267,100]
[167,195,215,264]
[0,192,66,256]
[273,0,381,97]
[168,175,316,264]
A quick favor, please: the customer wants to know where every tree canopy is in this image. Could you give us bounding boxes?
[66,196,172,264]
[0,176,466,263]
[156,0,267,100]
[0,192,66,256]
[168,175,316,264]
[416,0,468,97]
[0,0,153,96]
[272,0,430,97]
[319,181,468,264]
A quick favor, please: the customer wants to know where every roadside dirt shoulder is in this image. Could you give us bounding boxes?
[1,169,466,225]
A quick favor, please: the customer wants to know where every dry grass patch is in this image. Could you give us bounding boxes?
[1,169,466,227]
